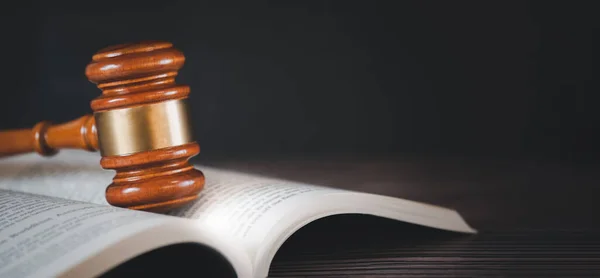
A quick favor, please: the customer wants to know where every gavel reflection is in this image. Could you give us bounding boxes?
[0,41,205,212]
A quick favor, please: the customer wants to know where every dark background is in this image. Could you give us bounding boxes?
[1,0,597,164]
[2,2,599,276]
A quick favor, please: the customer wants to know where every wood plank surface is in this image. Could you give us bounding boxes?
[202,155,600,277]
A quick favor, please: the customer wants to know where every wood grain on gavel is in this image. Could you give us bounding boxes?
[0,41,205,212]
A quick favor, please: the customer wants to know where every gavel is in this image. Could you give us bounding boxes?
[0,41,205,212]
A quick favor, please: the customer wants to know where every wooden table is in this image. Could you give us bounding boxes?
[203,155,600,277]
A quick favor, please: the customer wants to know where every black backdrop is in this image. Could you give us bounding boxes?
[1,0,597,163]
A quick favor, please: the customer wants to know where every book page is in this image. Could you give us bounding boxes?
[167,168,336,237]
[0,189,168,277]
[0,151,110,205]
[0,189,253,278]
[165,167,476,277]
[167,167,341,244]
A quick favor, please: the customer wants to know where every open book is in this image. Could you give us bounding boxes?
[0,150,476,278]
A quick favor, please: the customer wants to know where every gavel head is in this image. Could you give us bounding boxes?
[85,41,204,212]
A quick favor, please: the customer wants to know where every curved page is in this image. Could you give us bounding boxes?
[0,190,252,278]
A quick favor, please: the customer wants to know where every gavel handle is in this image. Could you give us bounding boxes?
[0,114,99,158]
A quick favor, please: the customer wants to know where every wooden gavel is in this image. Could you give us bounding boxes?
[0,41,205,212]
